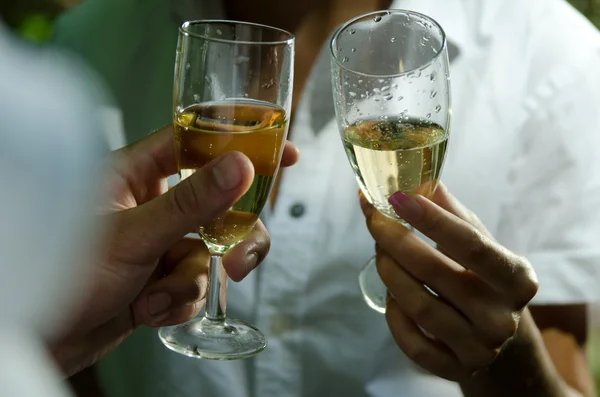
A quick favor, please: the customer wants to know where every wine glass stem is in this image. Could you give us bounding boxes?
[204,254,227,322]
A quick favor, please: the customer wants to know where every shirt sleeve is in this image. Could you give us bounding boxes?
[494,51,600,305]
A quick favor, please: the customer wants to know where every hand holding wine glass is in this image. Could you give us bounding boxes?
[358,184,539,381]
[51,126,299,377]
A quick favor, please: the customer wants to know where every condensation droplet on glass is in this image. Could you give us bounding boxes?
[381,85,390,92]
[204,76,211,84]
[435,104,442,112]
[243,93,249,98]
[426,113,432,118]
[234,55,250,66]
[374,97,381,102]
[220,94,226,101]
[430,90,437,99]
[360,94,366,99]
[379,115,388,120]
[390,37,396,43]
[358,79,363,84]
[349,29,356,35]
[373,87,381,94]
[185,63,191,70]
[216,29,223,35]
[262,78,275,89]
[384,93,393,101]
[430,71,437,81]
[392,84,399,89]
[349,92,357,97]
[398,95,404,101]
[373,15,382,22]
[193,94,200,102]
[351,48,356,52]
[342,56,349,63]
[378,78,385,83]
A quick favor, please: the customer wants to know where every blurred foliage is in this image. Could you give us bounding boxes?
[0,1,68,43]
[569,0,600,27]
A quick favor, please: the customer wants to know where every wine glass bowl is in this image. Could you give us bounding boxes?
[330,10,451,311]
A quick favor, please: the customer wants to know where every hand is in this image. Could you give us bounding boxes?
[359,183,539,382]
[51,125,299,377]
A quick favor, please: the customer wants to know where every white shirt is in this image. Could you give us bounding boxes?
[54,0,600,396]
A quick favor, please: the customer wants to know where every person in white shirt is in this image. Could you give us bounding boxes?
[52,0,600,396]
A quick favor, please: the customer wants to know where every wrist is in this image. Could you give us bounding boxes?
[460,308,569,397]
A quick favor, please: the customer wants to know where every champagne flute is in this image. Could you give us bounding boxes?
[330,10,451,313]
[158,20,294,359]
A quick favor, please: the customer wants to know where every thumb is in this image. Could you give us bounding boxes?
[121,151,255,262]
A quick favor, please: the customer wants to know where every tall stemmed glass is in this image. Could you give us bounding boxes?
[330,10,451,313]
[159,20,294,359]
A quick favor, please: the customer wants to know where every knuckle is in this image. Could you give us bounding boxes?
[464,346,498,374]
[404,343,432,366]
[512,257,539,306]
[183,276,205,302]
[410,299,434,323]
[482,312,518,347]
[375,251,394,281]
[169,178,202,216]
[421,209,442,233]
[465,231,492,263]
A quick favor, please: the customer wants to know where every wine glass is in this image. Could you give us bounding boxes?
[330,10,451,313]
[158,20,294,360]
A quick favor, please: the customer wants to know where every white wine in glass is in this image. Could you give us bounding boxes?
[330,10,451,313]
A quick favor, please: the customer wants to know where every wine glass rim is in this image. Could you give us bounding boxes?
[180,20,295,46]
[329,9,447,78]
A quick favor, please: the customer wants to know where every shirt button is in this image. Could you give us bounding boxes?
[289,202,306,218]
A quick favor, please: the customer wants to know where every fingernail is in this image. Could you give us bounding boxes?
[388,192,423,223]
[358,191,373,217]
[148,293,171,317]
[212,153,243,191]
[244,252,259,277]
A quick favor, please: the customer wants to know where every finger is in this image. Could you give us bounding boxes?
[280,141,300,168]
[377,250,495,372]
[430,183,494,240]
[223,220,271,282]
[387,191,538,300]
[367,208,517,348]
[112,125,177,179]
[117,151,255,263]
[133,239,210,326]
[366,206,473,310]
[385,299,468,382]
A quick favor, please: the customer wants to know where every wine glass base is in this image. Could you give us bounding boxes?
[158,317,267,360]
[358,256,387,314]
